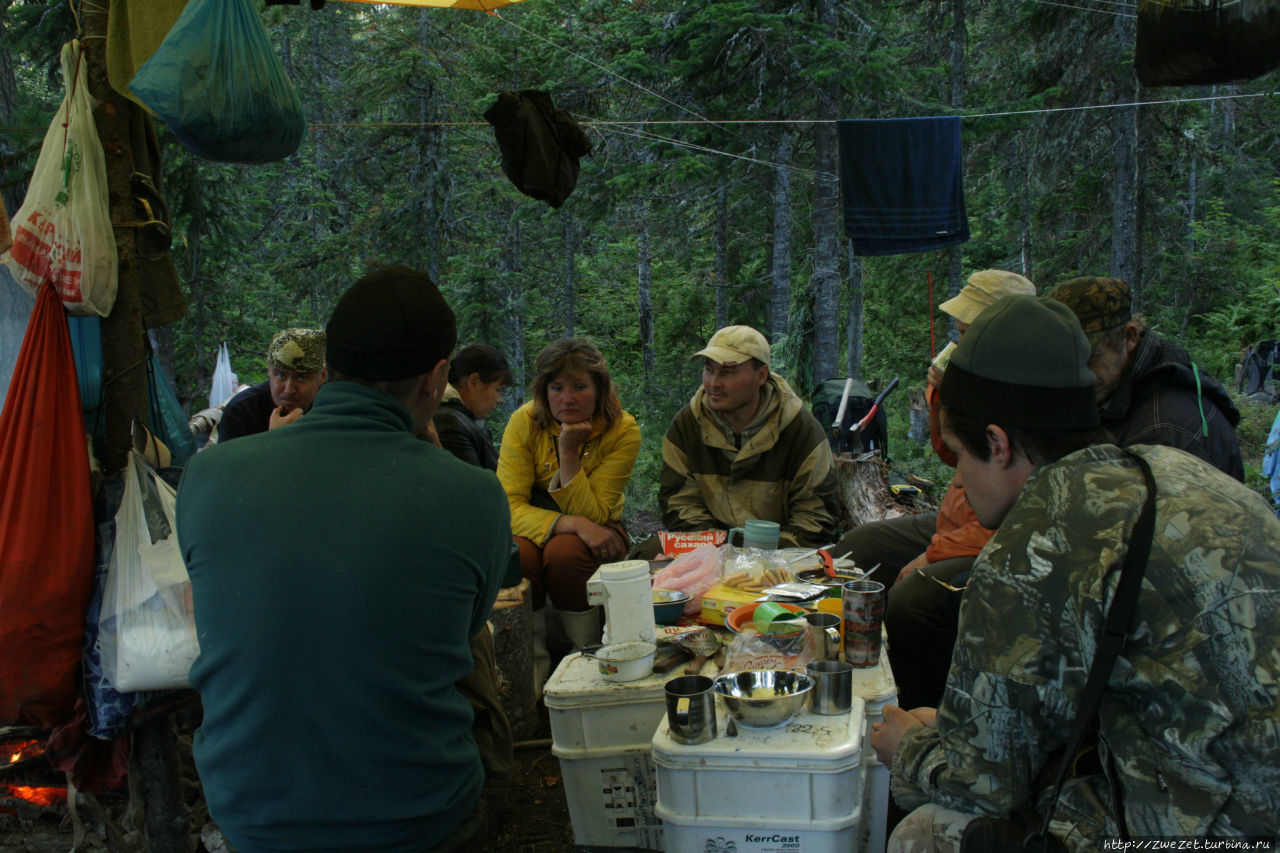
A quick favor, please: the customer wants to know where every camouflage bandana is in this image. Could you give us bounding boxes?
[1046,277,1131,345]
[268,328,326,374]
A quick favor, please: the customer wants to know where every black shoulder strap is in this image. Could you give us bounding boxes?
[1025,451,1157,852]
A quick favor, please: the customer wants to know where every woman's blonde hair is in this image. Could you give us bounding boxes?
[528,338,622,430]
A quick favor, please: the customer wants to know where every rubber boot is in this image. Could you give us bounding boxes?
[532,608,551,701]
[560,607,602,649]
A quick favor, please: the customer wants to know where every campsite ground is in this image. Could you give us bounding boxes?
[0,709,577,853]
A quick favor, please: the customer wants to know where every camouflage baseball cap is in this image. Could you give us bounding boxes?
[1046,277,1132,345]
[268,328,326,374]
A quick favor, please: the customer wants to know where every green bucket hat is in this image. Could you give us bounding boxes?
[940,295,1099,431]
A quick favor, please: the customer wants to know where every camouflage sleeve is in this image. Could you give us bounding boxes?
[892,456,1133,818]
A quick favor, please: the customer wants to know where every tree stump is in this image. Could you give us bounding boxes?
[833,453,933,530]
[907,385,930,446]
[490,579,537,740]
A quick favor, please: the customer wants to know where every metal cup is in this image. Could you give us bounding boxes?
[842,579,886,667]
[665,675,717,745]
[806,660,855,715]
[804,611,842,661]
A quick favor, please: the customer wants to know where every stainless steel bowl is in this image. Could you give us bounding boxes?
[652,588,692,625]
[713,670,814,729]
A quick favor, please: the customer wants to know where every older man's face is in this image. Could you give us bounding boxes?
[1087,334,1131,404]
[269,366,326,414]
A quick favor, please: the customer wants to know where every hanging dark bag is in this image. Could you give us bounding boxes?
[958,452,1158,853]
[1136,0,1280,87]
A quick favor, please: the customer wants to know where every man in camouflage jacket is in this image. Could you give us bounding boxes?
[871,295,1280,852]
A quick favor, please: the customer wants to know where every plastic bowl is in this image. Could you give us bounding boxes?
[713,670,814,728]
[652,588,692,624]
[589,642,656,682]
[724,601,807,633]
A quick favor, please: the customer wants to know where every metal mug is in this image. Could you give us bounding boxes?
[804,611,842,661]
[806,660,855,715]
[665,675,717,745]
[842,579,886,667]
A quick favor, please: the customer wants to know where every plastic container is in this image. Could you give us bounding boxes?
[544,650,674,850]
[587,559,659,645]
[652,698,867,853]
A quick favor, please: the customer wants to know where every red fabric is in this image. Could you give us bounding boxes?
[45,699,130,793]
[925,384,958,468]
[0,285,95,727]
[926,477,996,562]
[924,383,994,562]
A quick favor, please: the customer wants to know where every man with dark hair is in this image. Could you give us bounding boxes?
[178,266,510,852]
[658,325,841,547]
[216,327,327,443]
[1048,276,1243,480]
[870,295,1280,851]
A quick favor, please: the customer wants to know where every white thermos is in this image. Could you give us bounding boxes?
[585,560,657,645]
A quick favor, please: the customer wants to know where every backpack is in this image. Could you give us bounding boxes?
[1239,340,1280,402]
[811,378,889,458]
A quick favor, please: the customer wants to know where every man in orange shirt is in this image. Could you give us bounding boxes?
[834,270,1034,710]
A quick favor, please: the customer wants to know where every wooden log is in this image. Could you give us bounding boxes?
[833,453,934,530]
[490,578,537,740]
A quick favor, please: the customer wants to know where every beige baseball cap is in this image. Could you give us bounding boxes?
[939,270,1037,325]
[692,325,771,366]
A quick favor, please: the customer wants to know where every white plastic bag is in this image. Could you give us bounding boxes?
[209,342,237,407]
[1,40,117,317]
[98,450,198,691]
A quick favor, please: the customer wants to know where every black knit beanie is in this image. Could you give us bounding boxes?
[940,295,1099,430]
[325,266,457,381]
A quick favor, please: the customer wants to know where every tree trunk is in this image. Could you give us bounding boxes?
[946,0,966,302]
[810,1,840,383]
[845,245,864,381]
[83,6,147,475]
[563,215,578,337]
[714,183,729,328]
[637,201,656,400]
[1110,11,1142,310]
[0,0,21,215]
[504,206,525,397]
[81,16,187,851]
[770,133,794,340]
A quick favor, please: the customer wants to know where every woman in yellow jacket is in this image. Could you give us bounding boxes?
[497,338,641,658]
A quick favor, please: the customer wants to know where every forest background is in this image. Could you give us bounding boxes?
[2,0,1279,522]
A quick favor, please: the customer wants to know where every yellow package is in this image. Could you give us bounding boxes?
[699,583,764,627]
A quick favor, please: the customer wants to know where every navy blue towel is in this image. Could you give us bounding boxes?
[838,117,969,257]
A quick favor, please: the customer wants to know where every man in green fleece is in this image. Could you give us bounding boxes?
[177,266,510,853]
[658,325,841,548]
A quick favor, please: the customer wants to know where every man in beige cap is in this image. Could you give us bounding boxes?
[657,324,841,547]
[216,328,327,443]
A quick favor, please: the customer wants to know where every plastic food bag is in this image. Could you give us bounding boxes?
[652,543,724,616]
[98,450,199,691]
[1,41,118,317]
[128,0,305,164]
[722,624,820,673]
